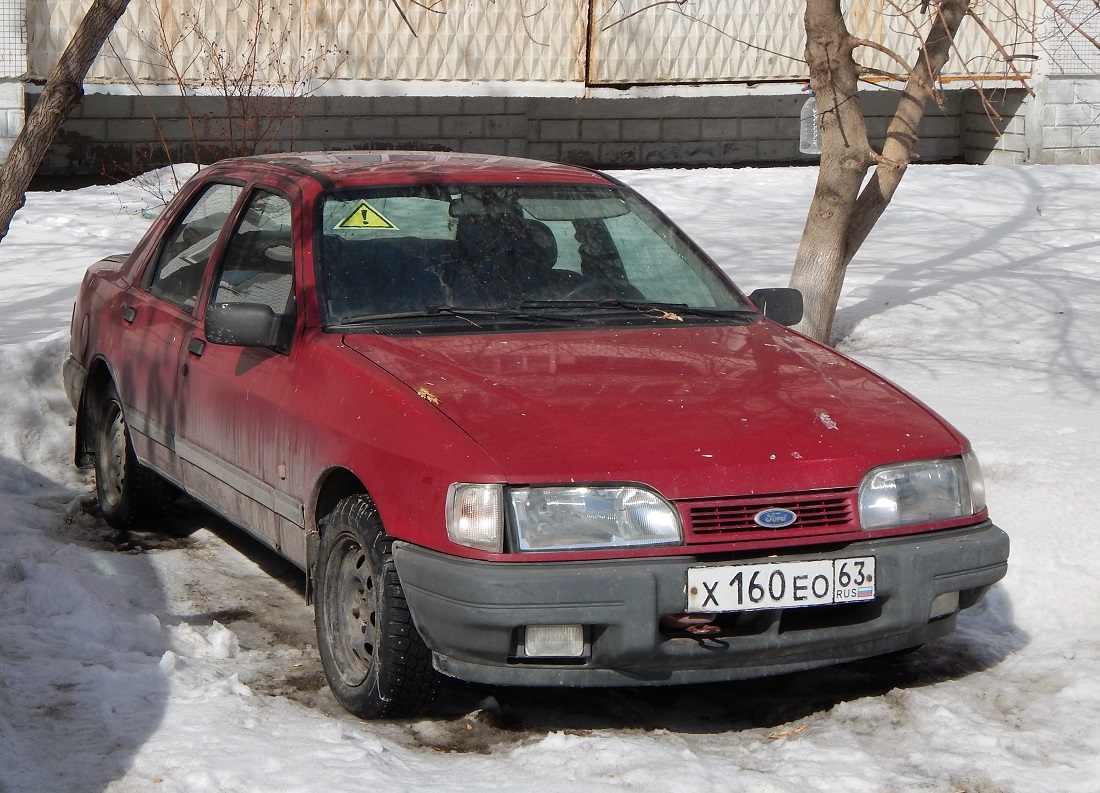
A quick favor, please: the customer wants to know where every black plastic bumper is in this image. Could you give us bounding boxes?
[393,521,1009,686]
[62,355,87,414]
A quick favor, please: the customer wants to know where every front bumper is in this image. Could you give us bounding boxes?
[393,520,1009,686]
[63,355,87,414]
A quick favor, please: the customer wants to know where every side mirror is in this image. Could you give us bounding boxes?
[205,302,284,349]
[748,288,804,326]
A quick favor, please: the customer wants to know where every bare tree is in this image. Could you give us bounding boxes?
[106,0,348,192]
[791,0,1018,343]
[0,0,132,243]
[592,0,1039,344]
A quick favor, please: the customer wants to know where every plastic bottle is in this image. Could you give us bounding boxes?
[799,92,822,155]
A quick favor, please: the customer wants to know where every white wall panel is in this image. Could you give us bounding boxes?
[588,0,806,83]
[27,1,1034,88]
[29,0,587,85]
[310,0,588,82]
[588,0,1036,85]
[30,0,309,84]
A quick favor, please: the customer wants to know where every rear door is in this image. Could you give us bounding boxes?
[111,181,244,482]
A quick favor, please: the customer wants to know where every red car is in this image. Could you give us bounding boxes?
[64,152,1008,718]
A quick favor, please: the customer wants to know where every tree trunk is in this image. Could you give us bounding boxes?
[790,0,972,344]
[789,0,874,344]
[0,0,132,244]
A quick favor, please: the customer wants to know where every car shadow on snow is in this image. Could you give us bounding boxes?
[0,456,170,793]
[411,586,1027,752]
[124,495,330,705]
[170,498,1028,754]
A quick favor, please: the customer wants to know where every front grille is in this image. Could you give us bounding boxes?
[683,488,857,540]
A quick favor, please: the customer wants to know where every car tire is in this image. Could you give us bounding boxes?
[314,494,438,719]
[93,384,172,531]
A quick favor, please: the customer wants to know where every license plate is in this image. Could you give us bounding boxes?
[687,557,876,613]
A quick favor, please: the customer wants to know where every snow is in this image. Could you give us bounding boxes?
[1,163,1098,792]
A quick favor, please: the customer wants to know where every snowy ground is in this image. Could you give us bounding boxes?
[1,163,1098,792]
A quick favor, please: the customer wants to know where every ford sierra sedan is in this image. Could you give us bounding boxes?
[63,151,1009,718]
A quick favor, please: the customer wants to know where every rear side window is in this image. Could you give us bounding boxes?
[147,182,243,311]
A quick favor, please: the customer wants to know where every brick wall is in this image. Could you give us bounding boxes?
[30,88,967,177]
[0,81,20,161]
[962,82,1100,166]
[1035,77,1100,165]
[962,89,1029,165]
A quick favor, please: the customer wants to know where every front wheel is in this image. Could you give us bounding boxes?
[314,494,438,718]
[93,385,171,531]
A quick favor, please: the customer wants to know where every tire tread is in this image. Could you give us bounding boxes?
[93,385,173,531]
[316,494,438,718]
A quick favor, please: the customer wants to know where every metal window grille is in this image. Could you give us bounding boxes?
[0,0,26,79]
[1048,0,1100,75]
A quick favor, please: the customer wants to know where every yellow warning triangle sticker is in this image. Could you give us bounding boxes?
[335,200,397,230]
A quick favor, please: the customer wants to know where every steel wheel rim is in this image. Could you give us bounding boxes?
[102,406,128,509]
[326,534,378,688]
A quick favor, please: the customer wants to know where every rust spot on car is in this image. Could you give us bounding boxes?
[417,387,441,405]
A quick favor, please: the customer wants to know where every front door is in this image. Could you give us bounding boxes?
[174,187,306,560]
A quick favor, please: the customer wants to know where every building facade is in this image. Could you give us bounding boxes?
[1,0,1097,174]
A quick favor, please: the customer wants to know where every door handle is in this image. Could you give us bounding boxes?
[188,338,206,356]
[121,306,137,324]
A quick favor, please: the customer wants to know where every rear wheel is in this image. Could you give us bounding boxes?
[315,494,438,718]
[93,385,171,531]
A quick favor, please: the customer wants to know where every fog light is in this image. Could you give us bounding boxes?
[524,624,585,658]
[930,591,959,620]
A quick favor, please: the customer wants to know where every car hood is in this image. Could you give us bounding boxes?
[342,323,963,499]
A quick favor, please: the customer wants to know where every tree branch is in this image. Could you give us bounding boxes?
[601,1,689,31]
[844,0,972,267]
[1042,0,1100,53]
[852,37,916,77]
[965,8,1035,94]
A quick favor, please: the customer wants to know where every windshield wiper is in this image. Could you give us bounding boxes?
[335,304,573,326]
[518,298,758,319]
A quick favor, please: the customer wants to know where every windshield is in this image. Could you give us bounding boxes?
[315,183,751,329]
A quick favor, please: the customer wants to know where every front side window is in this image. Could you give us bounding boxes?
[210,189,295,316]
[315,183,749,329]
[147,182,243,311]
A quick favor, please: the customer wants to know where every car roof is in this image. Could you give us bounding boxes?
[225,151,614,189]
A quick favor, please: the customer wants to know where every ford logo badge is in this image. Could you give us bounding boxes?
[754,508,797,528]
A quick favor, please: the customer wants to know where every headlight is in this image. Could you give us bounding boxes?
[858,451,986,531]
[509,486,682,551]
[446,483,504,552]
